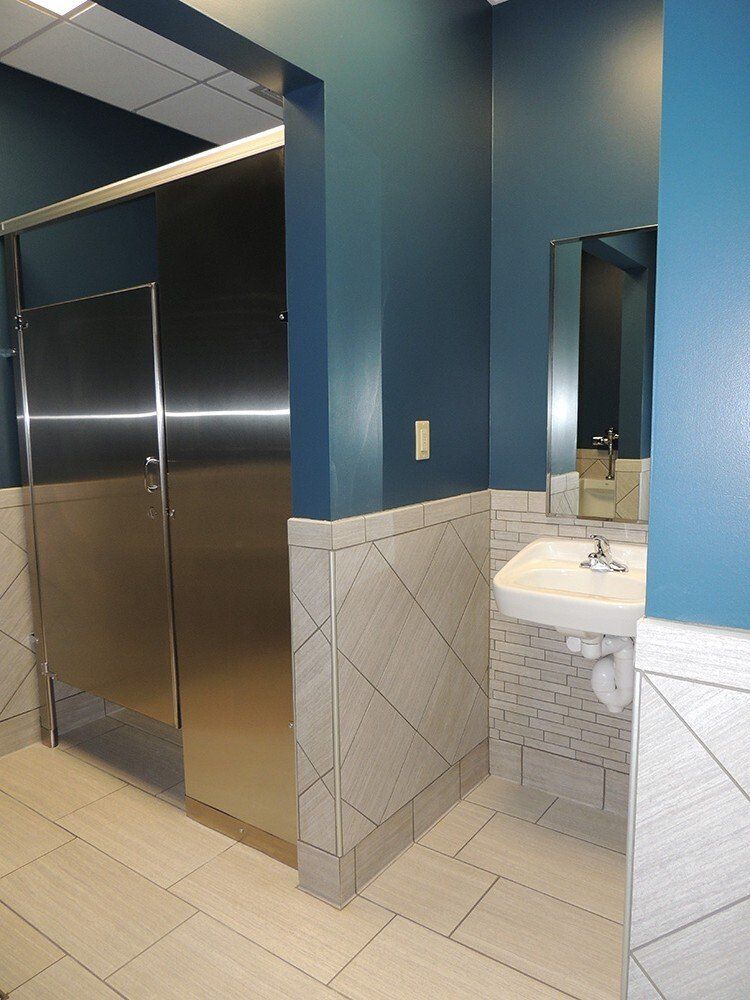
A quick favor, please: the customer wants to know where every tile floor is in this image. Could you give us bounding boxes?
[0,716,627,999]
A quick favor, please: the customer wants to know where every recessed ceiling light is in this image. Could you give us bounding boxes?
[21,0,92,15]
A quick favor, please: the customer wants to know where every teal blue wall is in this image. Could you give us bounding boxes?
[0,64,207,486]
[646,0,750,630]
[100,0,492,519]
[490,0,662,490]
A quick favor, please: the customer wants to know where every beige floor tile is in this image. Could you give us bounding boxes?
[465,775,556,821]
[59,785,232,888]
[418,800,494,856]
[538,798,628,853]
[360,844,495,935]
[0,902,63,993]
[156,781,185,809]
[458,811,626,921]
[171,843,390,983]
[0,789,72,877]
[0,745,124,820]
[12,957,120,999]
[57,717,123,750]
[453,879,622,1000]
[0,839,194,978]
[108,708,183,746]
[66,725,184,794]
[332,915,566,999]
[108,911,336,999]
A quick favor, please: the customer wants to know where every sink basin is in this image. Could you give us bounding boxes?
[492,536,647,638]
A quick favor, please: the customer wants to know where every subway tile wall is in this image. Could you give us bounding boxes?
[490,489,648,811]
[289,491,490,904]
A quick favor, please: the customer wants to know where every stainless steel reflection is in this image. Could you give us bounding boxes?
[156,149,295,852]
[20,285,178,726]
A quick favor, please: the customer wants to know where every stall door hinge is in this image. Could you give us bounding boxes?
[40,661,55,679]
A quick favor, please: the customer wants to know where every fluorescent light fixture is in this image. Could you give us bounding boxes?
[22,0,92,15]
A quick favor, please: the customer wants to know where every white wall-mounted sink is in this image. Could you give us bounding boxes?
[492,536,647,638]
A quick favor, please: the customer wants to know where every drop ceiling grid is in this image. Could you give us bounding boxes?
[0,0,283,144]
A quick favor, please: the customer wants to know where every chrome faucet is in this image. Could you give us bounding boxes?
[580,535,628,573]
[592,427,619,480]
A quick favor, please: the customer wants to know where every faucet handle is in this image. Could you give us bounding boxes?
[592,535,610,556]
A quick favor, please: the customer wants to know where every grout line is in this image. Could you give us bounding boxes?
[414,835,624,927]
[533,796,559,824]
[56,784,126,821]
[167,875,397,990]
[0,662,36,721]
[3,955,64,998]
[374,520,447,599]
[631,889,750,956]
[389,913,585,1000]
[324,912,397,987]
[630,952,667,999]
[641,665,750,697]
[462,787,626,856]
[447,874,500,938]
[645,675,750,808]
[103,909,196,981]
[0,559,27,603]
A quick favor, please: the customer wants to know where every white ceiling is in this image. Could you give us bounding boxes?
[0,0,283,145]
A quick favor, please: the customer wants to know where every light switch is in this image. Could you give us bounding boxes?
[415,420,430,461]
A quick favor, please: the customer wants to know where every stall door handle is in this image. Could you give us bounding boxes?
[144,456,160,493]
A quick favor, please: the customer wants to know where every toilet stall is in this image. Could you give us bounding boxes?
[1,129,298,864]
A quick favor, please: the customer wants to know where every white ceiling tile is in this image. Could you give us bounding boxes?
[138,85,280,145]
[0,0,53,54]
[208,72,283,119]
[1,20,194,111]
[72,5,227,81]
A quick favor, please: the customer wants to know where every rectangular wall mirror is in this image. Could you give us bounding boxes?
[547,225,656,523]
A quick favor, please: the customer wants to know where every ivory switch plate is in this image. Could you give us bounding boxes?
[415,420,430,460]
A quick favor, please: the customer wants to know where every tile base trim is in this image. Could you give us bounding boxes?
[298,740,487,907]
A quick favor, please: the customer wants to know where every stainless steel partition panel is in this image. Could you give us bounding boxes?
[20,285,178,725]
[156,149,295,852]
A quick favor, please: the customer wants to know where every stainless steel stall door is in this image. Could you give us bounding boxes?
[21,285,178,725]
[156,149,295,853]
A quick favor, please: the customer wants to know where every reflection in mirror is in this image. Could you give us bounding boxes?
[547,226,656,523]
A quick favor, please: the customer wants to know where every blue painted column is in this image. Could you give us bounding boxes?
[646,0,750,629]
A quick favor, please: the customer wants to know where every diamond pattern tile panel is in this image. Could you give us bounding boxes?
[636,896,750,999]
[378,603,449,728]
[452,574,490,685]
[419,649,482,764]
[293,630,334,779]
[337,547,414,686]
[335,543,369,610]
[649,674,750,793]
[630,678,750,949]
[341,691,415,824]
[289,547,330,627]
[416,523,479,643]
[0,498,41,756]
[338,654,375,760]
[452,511,489,571]
[375,525,445,596]
[289,499,489,870]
